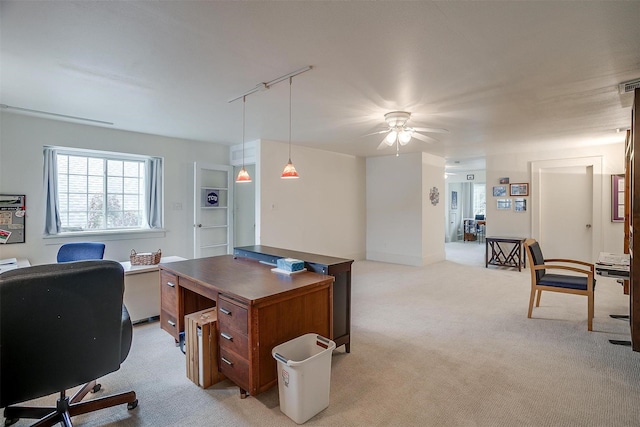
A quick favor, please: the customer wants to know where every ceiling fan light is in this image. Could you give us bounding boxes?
[236,167,252,183]
[399,129,413,144]
[281,160,300,179]
[386,130,398,144]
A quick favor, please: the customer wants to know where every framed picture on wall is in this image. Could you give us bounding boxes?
[509,183,529,196]
[493,186,507,197]
[611,174,625,222]
[496,199,511,210]
[514,198,527,212]
[499,177,509,184]
[451,191,458,210]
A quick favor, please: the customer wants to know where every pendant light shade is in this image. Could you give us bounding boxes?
[236,167,252,182]
[235,95,252,183]
[281,160,299,179]
[281,77,300,179]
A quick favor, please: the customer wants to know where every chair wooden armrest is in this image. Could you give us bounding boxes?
[533,264,593,276]
[544,258,594,269]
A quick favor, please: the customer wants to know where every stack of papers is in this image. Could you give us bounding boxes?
[0,258,18,274]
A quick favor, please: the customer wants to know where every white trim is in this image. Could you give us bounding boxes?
[43,228,166,245]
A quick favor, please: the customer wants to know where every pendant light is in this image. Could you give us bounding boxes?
[235,95,252,183]
[281,76,299,179]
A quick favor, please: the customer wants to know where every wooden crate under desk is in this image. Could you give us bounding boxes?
[185,308,225,388]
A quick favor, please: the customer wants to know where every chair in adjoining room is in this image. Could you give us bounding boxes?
[57,242,106,263]
[523,238,596,331]
[474,214,486,243]
[0,260,138,427]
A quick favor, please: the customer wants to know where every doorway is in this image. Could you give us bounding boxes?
[233,164,256,248]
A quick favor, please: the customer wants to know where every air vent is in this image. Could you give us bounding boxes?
[619,79,640,94]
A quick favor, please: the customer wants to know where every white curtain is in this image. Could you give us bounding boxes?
[145,157,163,229]
[43,147,61,235]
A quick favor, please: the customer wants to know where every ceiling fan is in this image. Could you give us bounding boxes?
[369,111,449,154]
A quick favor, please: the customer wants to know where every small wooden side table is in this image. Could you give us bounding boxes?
[485,237,526,271]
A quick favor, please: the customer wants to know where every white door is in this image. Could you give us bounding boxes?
[539,165,593,261]
[193,162,233,258]
[532,156,602,263]
[233,164,256,247]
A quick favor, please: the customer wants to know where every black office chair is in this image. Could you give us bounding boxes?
[57,242,106,263]
[524,238,596,331]
[56,242,108,401]
[0,261,138,427]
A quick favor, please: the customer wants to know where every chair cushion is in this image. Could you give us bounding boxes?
[539,273,595,291]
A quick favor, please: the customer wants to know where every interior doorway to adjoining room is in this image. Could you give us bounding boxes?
[445,178,485,243]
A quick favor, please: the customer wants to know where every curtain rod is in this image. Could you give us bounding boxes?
[228,66,312,103]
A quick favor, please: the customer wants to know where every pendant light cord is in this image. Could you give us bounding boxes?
[288,77,292,161]
[242,95,246,168]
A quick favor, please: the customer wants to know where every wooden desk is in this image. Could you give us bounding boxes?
[159,255,333,397]
[485,237,526,271]
[233,245,353,352]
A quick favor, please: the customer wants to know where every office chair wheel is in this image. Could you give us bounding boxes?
[92,383,102,393]
[127,399,139,410]
[4,418,18,427]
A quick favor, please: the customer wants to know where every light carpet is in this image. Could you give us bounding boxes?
[7,242,640,426]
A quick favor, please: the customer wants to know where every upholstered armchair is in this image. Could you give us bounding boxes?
[524,238,595,331]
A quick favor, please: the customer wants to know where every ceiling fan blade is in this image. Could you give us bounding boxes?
[377,135,394,149]
[412,132,438,143]
[413,127,449,134]
[363,129,390,137]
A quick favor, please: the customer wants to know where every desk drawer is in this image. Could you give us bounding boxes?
[219,347,249,390]
[218,297,248,334]
[160,271,178,313]
[160,308,179,340]
[218,324,248,357]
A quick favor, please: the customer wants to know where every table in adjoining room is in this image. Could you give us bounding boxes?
[485,237,526,271]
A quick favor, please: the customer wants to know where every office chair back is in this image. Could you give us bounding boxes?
[57,242,105,263]
[0,261,125,408]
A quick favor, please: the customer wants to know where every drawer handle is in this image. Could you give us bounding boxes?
[219,307,232,316]
[167,281,176,288]
[167,320,176,327]
[221,357,234,366]
[221,332,233,341]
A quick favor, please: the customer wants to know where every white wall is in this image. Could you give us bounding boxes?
[257,139,366,261]
[421,152,446,264]
[366,152,445,266]
[486,142,625,254]
[0,113,228,265]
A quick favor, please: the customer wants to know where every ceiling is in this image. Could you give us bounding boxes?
[1,1,639,172]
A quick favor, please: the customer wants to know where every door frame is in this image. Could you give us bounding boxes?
[531,156,603,261]
[193,162,233,258]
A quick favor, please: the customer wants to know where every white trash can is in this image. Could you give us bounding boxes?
[272,333,336,424]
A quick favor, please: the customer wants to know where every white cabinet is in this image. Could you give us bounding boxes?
[120,256,186,323]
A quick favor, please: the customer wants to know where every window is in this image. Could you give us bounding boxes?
[44,147,163,235]
[473,183,486,216]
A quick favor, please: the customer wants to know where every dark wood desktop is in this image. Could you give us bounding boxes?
[234,245,354,352]
[158,255,334,397]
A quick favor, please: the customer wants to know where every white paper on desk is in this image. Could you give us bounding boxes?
[0,258,17,265]
[0,264,18,274]
[598,252,630,266]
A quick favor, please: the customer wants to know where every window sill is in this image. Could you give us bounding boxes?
[43,229,166,245]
